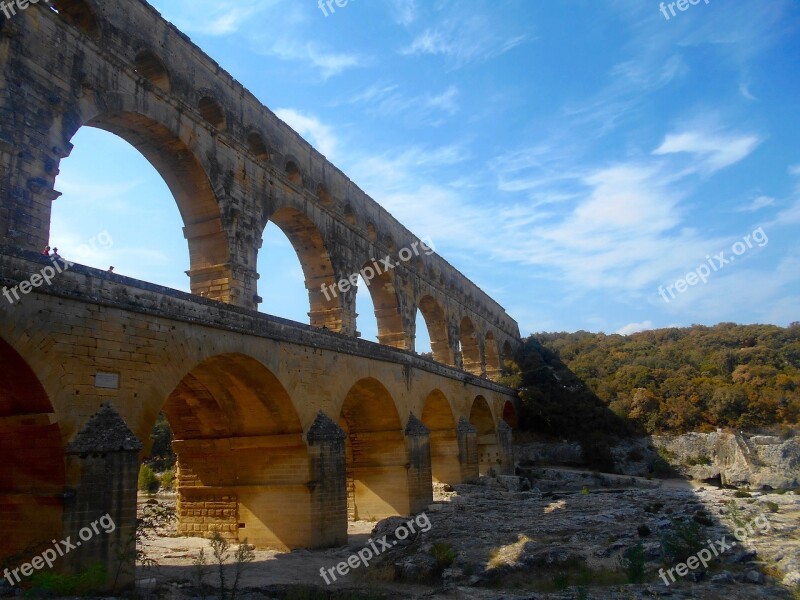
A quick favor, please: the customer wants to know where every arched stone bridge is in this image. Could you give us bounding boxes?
[0,250,518,572]
[0,0,522,585]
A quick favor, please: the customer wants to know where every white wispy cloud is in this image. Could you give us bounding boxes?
[343,82,460,123]
[737,195,775,212]
[150,0,274,36]
[262,38,368,78]
[400,9,530,68]
[402,28,527,67]
[386,0,418,25]
[739,82,758,101]
[55,178,143,205]
[653,128,761,173]
[770,198,800,226]
[616,321,655,336]
[274,109,338,159]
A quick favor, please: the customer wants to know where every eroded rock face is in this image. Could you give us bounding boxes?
[518,433,799,489]
[652,432,800,489]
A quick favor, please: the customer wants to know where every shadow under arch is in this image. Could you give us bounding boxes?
[264,207,342,331]
[133,49,171,92]
[470,395,499,475]
[71,111,230,301]
[339,378,409,520]
[0,337,65,562]
[502,399,518,429]
[49,0,100,38]
[417,295,453,364]
[161,353,312,549]
[421,390,460,484]
[359,259,406,349]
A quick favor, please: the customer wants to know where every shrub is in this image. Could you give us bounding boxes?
[686,455,712,466]
[661,518,706,563]
[581,486,590,495]
[764,501,779,513]
[29,564,106,596]
[553,572,570,590]
[149,412,177,471]
[657,447,677,462]
[620,543,646,584]
[637,524,651,537]
[160,468,176,491]
[734,490,752,498]
[138,464,159,493]
[432,542,456,569]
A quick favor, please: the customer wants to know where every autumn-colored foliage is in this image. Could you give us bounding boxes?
[532,322,800,434]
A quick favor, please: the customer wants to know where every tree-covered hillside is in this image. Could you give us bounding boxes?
[533,323,800,434]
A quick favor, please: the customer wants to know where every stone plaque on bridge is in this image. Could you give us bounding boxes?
[95,371,120,389]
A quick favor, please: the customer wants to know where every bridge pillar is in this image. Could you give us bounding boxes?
[306,274,349,333]
[377,330,409,349]
[306,412,348,547]
[496,420,514,476]
[338,287,359,337]
[174,428,343,550]
[486,365,502,380]
[456,417,479,481]
[0,94,62,252]
[428,430,462,485]
[173,444,240,543]
[63,404,142,590]
[404,415,433,513]
[430,339,455,365]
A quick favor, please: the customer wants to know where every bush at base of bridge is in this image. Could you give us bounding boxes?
[138,464,159,493]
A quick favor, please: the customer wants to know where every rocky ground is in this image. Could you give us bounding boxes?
[130,468,800,600]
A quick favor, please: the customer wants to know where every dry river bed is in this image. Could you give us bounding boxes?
[128,469,800,600]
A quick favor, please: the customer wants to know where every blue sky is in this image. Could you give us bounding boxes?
[51,0,800,345]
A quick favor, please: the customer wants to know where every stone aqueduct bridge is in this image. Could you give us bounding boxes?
[0,0,522,581]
